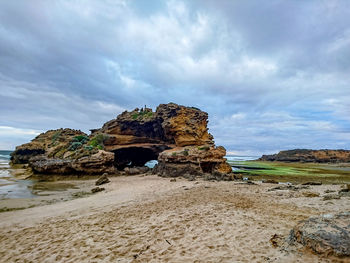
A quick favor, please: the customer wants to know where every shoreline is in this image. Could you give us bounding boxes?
[0,175,349,262]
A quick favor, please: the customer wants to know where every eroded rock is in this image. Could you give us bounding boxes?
[289,212,350,257]
[11,103,232,179]
[29,150,115,174]
[154,145,232,179]
[95,173,110,186]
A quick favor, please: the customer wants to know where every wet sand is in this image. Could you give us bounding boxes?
[0,175,349,263]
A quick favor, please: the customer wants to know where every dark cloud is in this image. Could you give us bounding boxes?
[0,0,349,154]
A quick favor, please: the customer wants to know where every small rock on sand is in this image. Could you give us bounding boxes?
[302,191,320,198]
[323,194,340,201]
[91,187,105,193]
[95,173,110,186]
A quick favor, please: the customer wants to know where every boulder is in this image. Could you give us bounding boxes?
[289,212,350,257]
[154,145,232,178]
[29,150,114,174]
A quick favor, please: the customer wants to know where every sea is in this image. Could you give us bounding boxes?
[0,150,35,199]
[0,151,258,200]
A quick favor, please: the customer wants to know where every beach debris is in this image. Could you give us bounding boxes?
[289,212,350,257]
[302,181,322,186]
[95,173,110,186]
[91,187,105,193]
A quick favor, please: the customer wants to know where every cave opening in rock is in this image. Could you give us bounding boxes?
[113,146,167,170]
[200,162,216,173]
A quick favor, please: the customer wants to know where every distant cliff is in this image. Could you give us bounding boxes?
[258,149,350,163]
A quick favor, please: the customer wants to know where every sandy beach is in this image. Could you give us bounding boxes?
[0,175,349,263]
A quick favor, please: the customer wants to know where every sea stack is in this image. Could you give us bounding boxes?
[11,103,232,179]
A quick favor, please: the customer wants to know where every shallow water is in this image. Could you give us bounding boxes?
[0,151,37,199]
[0,151,81,200]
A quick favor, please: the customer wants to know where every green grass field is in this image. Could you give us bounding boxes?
[228,160,350,184]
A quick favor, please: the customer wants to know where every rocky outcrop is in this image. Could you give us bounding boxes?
[154,146,232,179]
[289,212,350,257]
[97,103,214,169]
[11,128,114,174]
[11,103,232,179]
[29,150,115,174]
[259,149,350,163]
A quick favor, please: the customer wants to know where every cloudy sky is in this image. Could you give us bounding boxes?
[0,0,349,155]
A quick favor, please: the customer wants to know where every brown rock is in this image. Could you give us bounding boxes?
[95,173,110,186]
[259,149,350,163]
[29,150,115,174]
[11,128,87,164]
[155,145,232,178]
[302,191,320,197]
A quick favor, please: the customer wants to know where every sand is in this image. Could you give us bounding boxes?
[0,175,349,263]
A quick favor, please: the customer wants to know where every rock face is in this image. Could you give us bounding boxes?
[289,212,350,257]
[98,103,214,169]
[154,146,232,179]
[259,149,350,163]
[11,103,232,178]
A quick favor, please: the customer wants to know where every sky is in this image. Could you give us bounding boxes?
[0,0,349,155]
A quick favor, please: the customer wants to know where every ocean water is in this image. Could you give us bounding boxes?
[225,155,259,162]
[0,150,35,199]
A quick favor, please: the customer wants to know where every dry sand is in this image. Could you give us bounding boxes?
[0,175,349,263]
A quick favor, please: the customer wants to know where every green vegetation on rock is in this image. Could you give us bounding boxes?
[132,111,153,120]
[72,135,89,144]
[88,133,110,150]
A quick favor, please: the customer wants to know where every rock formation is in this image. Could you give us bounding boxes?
[11,103,232,179]
[154,145,232,178]
[259,149,350,163]
[11,128,115,174]
[289,212,350,257]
